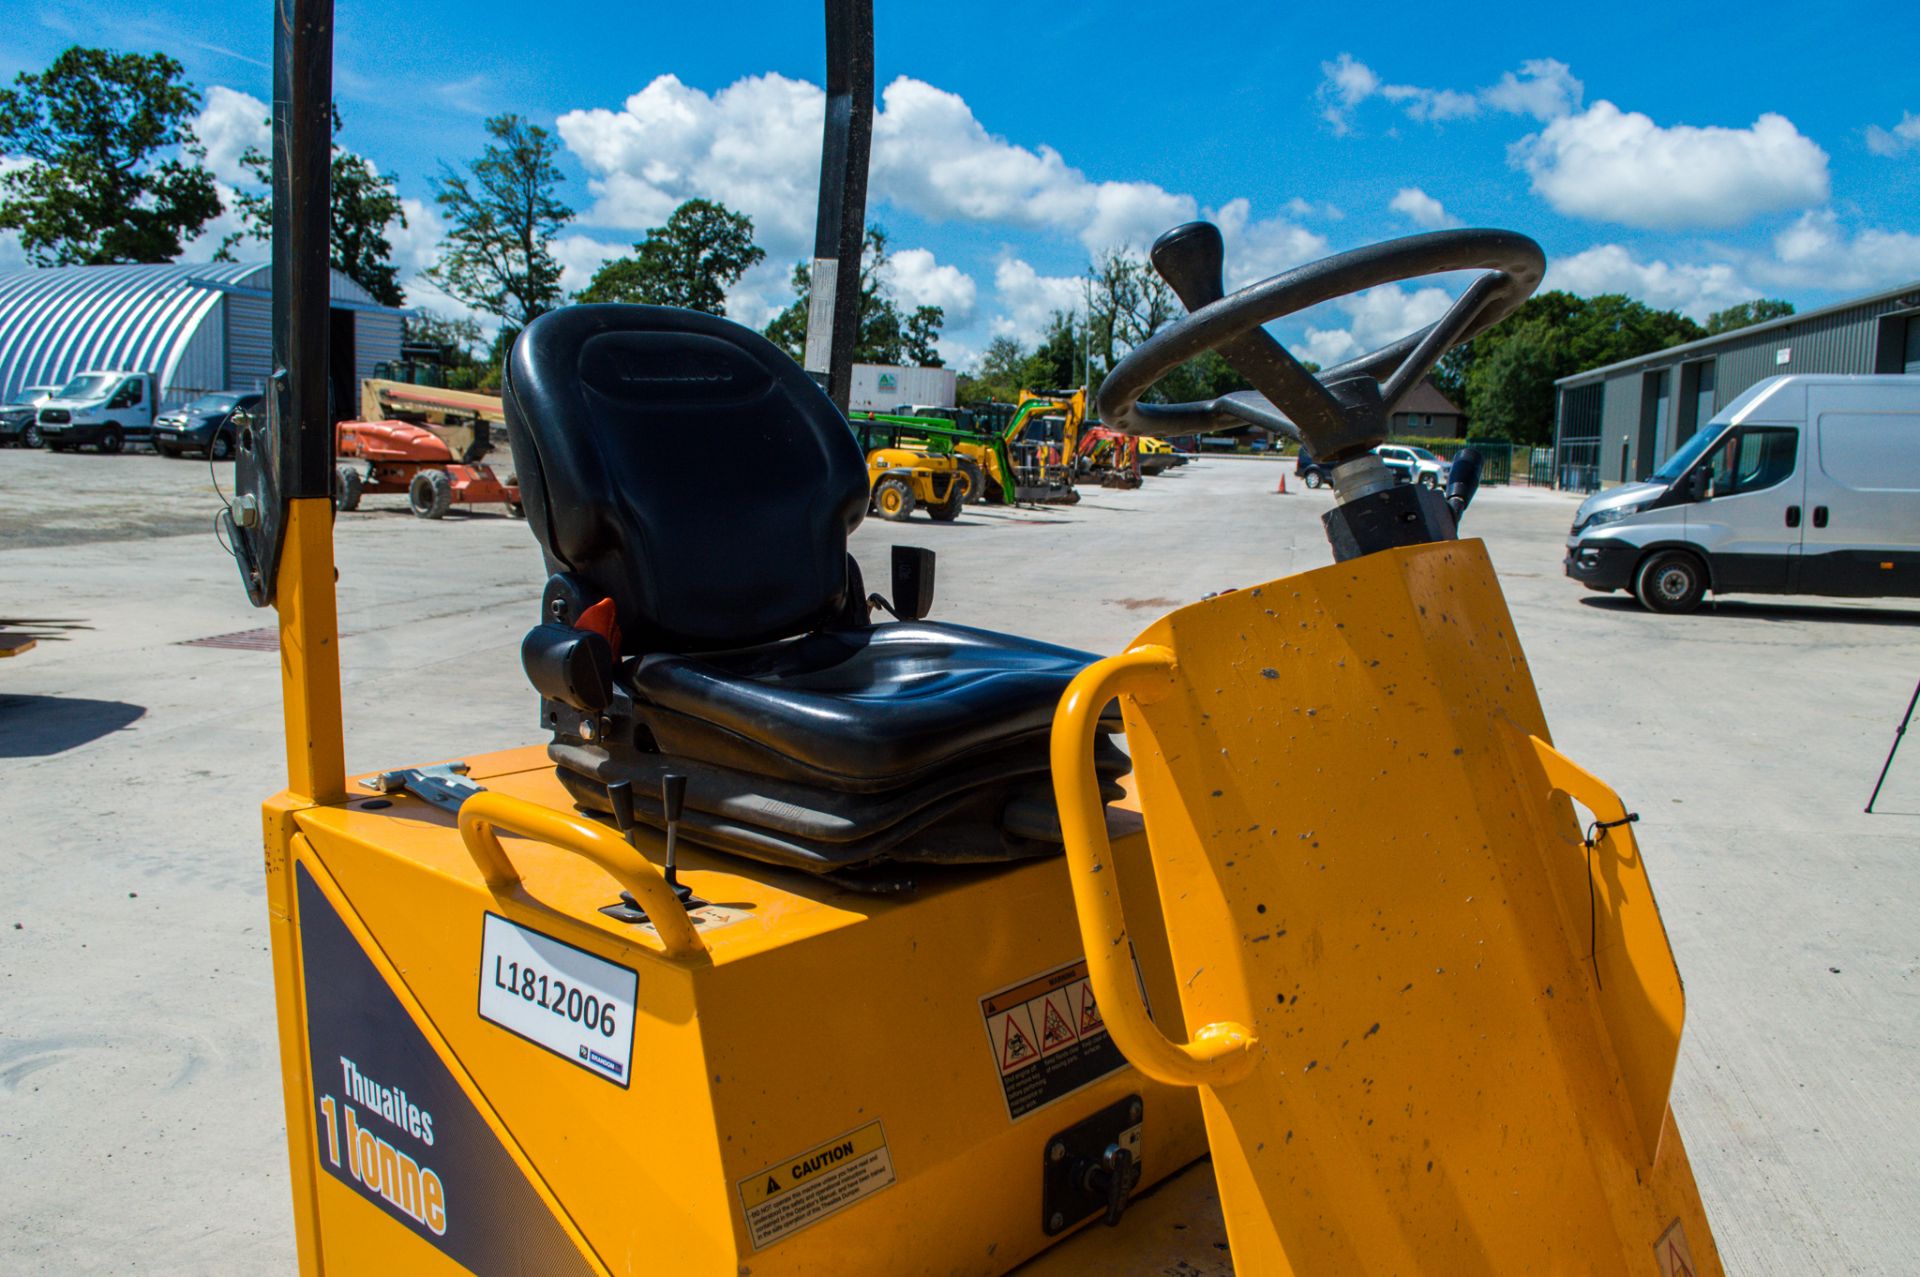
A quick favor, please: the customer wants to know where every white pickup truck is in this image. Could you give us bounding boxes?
[35,371,159,454]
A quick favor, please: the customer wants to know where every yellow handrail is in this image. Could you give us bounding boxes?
[1050,645,1258,1088]
[458,791,706,960]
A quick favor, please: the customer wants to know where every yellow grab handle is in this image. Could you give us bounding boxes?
[458,790,706,959]
[1051,645,1258,1089]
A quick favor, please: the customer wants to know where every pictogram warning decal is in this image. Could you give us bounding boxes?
[736,1121,894,1250]
[979,957,1139,1120]
[1653,1218,1698,1277]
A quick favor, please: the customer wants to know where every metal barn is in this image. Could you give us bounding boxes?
[0,261,406,413]
[1551,282,1920,490]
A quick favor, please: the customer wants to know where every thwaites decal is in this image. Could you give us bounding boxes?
[296,864,595,1275]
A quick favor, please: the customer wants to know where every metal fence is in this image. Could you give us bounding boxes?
[1554,438,1602,493]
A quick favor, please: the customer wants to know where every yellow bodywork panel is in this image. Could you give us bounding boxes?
[263,749,1210,1274]
[1051,539,1722,1274]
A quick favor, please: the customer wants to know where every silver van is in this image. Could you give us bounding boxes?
[1565,375,1920,612]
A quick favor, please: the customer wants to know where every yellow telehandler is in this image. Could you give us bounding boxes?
[221,3,1724,1272]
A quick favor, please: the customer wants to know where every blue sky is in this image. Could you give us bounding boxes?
[6,0,1919,369]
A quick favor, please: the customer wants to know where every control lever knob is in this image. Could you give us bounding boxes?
[661,773,687,823]
[1149,221,1227,310]
[606,779,637,833]
[1084,1143,1137,1228]
[1445,447,1484,522]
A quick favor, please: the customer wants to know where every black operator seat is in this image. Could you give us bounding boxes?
[503,305,1125,876]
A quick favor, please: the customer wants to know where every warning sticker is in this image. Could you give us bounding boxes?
[737,1120,894,1250]
[1653,1219,1699,1277]
[979,957,1132,1120]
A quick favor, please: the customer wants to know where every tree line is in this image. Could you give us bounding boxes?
[0,45,1794,436]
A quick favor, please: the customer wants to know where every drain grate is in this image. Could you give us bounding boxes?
[179,627,280,651]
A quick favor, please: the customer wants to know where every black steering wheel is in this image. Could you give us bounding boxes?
[1097,222,1545,467]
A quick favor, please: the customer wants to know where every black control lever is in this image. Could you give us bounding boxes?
[659,773,695,904]
[1082,1143,1138,1227]
[1445,447,1483,523]
[606,776,704,917]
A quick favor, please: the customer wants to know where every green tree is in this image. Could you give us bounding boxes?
[1087,248,1179,373]
[0,47,221,265]
[1705,298,1794,335]
[217,106,409,307]
[763,226,946,366]
[1440,291,1705,445]
[576,198,764,314]
[427,114,572,330]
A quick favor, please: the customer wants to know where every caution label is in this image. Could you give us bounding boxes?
[737,1120,894,1250]
[1653,1219,1698,1277]
[979,957,1130,1120]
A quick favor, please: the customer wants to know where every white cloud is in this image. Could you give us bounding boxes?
[881,247,977,320]
[194,85,269,186]
[1211,198,1330,286]
[1319,55,1582,133]
[559,73,1200,261]
[1513,102,1828,230]
[559,73,826,261]
[1388,187,1459,229]
[990,258,1085,344]
[1753,210,1920,292]
[1301,283,1455,369]
[1546,244,1753,319]
[1481,59,1584,122]
[1865,111,1920,157]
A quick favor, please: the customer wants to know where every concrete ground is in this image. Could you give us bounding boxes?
[2,446,1916,1272]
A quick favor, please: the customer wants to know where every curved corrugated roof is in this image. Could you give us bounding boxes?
[0,260,386,401]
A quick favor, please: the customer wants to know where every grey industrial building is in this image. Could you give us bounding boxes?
[0,261,405,414]
[1551,281,1920,490]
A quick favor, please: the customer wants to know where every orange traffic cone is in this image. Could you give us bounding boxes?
[1275,473,1289,495]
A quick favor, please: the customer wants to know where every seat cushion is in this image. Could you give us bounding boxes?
[629,621,1103,782]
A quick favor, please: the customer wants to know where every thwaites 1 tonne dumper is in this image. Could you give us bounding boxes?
[226,2,1724,1272]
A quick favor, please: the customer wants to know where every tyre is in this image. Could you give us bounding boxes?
[928,477,965,522]
[505,500,526,519]
[1634,551,1706,614]
[209,430,235,461]
[154,442,177,458]
[334,464,364,512]
[955,457,986,504]
[1302,471,1323,489]
[407,468,453,519]
[1419,472,1438,489]
[22,424,41,448]
[97,424,124,454]
[873,475,915,521]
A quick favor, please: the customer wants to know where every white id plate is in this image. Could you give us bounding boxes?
[477,914,637,1086]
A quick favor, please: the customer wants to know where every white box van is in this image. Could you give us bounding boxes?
[1565,375,1920,612]
[34,370,158,454]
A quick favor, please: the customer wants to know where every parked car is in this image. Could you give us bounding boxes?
[1565,374,1920,613]
[1375,444,1450,487]
[1294,450,1336,488]
[154,392,264,460]
[35,371,158,453]
[0,385,61,447]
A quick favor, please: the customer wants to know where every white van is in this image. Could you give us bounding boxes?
[1565,375,1920,613]
[34,370,159,454]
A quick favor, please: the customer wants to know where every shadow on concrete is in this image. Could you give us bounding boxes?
[1577,596,1920,627]
[0,695,145,758]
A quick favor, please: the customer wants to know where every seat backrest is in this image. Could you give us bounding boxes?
[505,305,870,652]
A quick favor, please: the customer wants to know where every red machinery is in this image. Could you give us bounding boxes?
[1075,425,1144,488]
[333,420,522,519]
